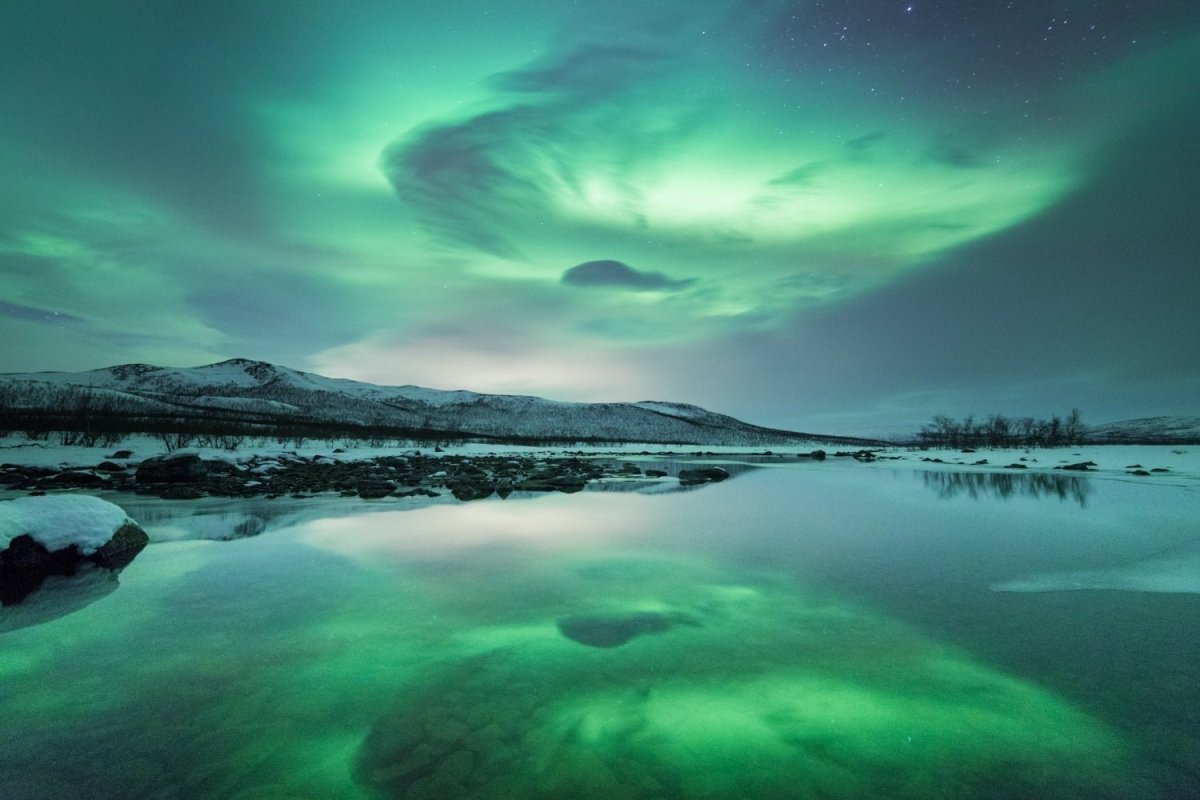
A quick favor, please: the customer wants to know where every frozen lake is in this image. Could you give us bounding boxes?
[2,457,1198,799]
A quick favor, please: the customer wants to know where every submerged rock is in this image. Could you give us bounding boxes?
[556,611,700,648]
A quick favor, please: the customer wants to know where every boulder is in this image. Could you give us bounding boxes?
[136,453,207,484]
[0,496,149,606]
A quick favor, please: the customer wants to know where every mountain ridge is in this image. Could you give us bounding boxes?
[0,358,878,446]
[1085,415,1200,443]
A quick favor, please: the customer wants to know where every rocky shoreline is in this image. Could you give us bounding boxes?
[0,448,836,501]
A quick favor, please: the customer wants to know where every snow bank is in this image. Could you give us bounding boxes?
[0,495,132,556]
[874,444,1200,485]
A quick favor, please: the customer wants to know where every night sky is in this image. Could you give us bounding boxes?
[2,1,1198,434]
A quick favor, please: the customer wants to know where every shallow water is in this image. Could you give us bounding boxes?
[1,461,1198,799]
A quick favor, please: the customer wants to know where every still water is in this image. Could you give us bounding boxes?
[1,460,1197,799]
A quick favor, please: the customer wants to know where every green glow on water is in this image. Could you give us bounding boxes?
[2,468,1196,799]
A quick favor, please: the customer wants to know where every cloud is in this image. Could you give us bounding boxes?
[380,106,548,258]
[845,131,886,158]
[378,42,692,258]
[766,162,828,188]
[562,259,695,291]
[307,324,652,402]
[0,300,85,326]
[924,138,986,169]
[492,43,661,96]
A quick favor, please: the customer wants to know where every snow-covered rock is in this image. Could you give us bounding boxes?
[1,495,135,556]
[1,496,149,606]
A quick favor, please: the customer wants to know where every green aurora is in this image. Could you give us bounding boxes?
[1,1,1198,431]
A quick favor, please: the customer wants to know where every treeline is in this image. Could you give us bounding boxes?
[0,384,495,449]
[917,409,1085,449]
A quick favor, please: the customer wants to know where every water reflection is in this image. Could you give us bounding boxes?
[0,563,122,633]
[919,469,1091,506]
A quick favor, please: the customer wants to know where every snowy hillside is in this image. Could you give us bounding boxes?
[0,358,868,446]
[1087,416,1200,443]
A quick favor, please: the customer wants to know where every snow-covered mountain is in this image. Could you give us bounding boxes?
[0,358,866,446]
[1087,416,1200,443]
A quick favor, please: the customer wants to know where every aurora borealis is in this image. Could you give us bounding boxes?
[2,1,1198,433]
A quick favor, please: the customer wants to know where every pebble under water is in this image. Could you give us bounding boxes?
[1,459,1198,799]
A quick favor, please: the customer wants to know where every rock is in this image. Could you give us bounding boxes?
[808,449,826,461]
[1151,467,1170,473]
[136,453,207,484]
[1005,463,1028,469]
[0,499,149,607]
[450,481,494,502]
[677,466,730,486]
[548,475,587,493]
[1,534,61,574]
[1129,470,1151,476]
[644,469,668,478]
[94,461,127,472]
[107,450,134,459]
[47,470,108,488]
[92,522,150,569]
[159,485,204,500]
[1057,462,1096,472]
[357,480,395,499]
